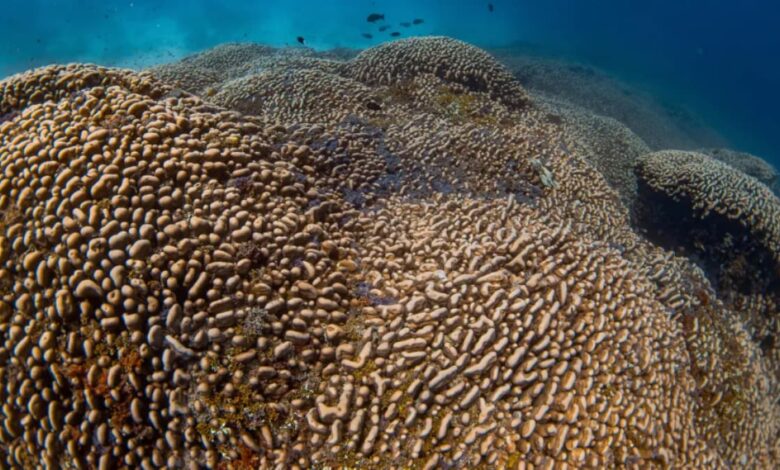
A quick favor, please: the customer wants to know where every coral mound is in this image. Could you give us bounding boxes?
[149,43,343,97]
[0,38,779,469]
[0,63,164,114]
[344,37,530,108]
[636,150,780,274]
[699,148,780,195]
[535,94,651,209]
[636,150,780,386]
[211,68,374,124]
[0,63,360,468]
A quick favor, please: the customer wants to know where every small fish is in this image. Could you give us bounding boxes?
[379,25,390,32]
[390,32,400,37]
[413,18,424,25]
[488,3,494,12]
[296,36,305,45]
[367,13,385,23]
[400,22,411,27]
[362,33,373,39]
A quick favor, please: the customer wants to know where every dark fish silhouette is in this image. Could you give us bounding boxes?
[296,36,305,45]
[413,18,424,25]
[390,32,401,37]
[400,22,411,27]
[488,3,494,12]
[367,13,385,23]
[362,33,373,39]
[379,25,390,32]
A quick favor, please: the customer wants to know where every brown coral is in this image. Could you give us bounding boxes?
[304,195,719,468]
[211,68,375,124]
[536,94,651,209]
[636,150,780,273]
[344,37,531,109]
[0,64,364,468]
[699,148,779,195]
[636,150,780,383]
[148,43,343,97]
[0,37,778,470]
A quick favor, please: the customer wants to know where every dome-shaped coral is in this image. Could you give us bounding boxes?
[0,64,365,468]
[211,68,375,124]
[345,37,530,109]
[1,38,779,469]
[699,148,779,195]
[536,95,650,210]
[636,150,780,273]
[149,43,346,98]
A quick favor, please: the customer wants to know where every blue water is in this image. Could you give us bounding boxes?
[2,0,778,163]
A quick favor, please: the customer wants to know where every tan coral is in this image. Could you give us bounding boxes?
[682,300,780,468]
[636,150,780,270]
[636,150,780,383]
[699,148,779,194]
[536,94,651,209]
[149,43,345,97]
[1,37,778,470]
[304,195,718,468]
[345,36,531,109]
[0,64,364,469]
[211,68,375,124]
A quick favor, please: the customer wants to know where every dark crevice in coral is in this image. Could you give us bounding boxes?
[0,110,18,124]
[635,179,780,306]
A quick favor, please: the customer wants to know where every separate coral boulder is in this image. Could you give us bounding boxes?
[636,150,780,381]
[636,150,780,274]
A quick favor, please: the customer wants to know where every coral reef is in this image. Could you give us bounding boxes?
[699,148,780,195]
[0,37,778,469]
[636,150,780,383]
[636,150,780,273]
[535,94,651,210]
[211,69,375,124]
[345,37,531,109]
[149,43,342,97]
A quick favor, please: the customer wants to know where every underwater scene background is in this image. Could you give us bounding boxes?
[3,0,779,163]
[1,1,780,469]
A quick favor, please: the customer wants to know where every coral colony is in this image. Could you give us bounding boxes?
[0,37,778,468]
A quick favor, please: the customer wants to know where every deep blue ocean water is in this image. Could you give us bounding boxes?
[2,0,778,164]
